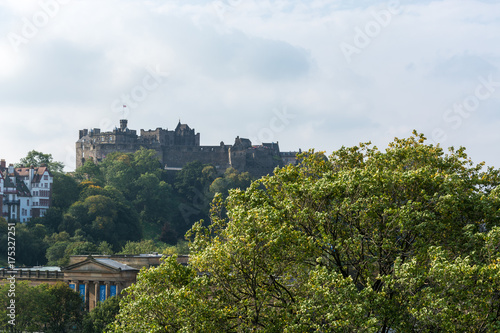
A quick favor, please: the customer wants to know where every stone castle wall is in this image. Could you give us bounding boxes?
[76,120,285,177]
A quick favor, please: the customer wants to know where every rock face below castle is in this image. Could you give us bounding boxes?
[76,120,286,177]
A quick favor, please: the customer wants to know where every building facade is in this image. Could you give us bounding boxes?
[0,254,189,311]
[76,120,295,177]
[0,159,53,222]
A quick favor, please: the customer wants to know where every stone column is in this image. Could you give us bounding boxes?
[94,281,99,309]
[84,281,89,311]
[105,281,110,300]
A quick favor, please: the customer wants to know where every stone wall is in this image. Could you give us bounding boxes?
[76,120,285,177]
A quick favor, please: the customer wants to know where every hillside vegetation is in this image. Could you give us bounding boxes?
[0,148,251,266]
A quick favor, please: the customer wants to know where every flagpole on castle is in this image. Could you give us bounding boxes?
[122,105,127,118]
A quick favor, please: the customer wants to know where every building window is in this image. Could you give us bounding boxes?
[110,285,117,297]
[44,175,48,180]
[79,285,85,301]
[100,285,106,302]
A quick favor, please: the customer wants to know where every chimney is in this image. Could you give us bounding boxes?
[29,165,34,190]
[0,159,5,169]
[8,164,14,174]
[120,119,128,130]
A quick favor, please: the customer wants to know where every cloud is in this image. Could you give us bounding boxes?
[1,0,500,171]
[0,40,113,106]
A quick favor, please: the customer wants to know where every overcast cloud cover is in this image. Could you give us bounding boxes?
[1,0,500,171]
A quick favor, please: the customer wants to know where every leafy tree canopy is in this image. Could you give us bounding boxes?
[16,150,64,174]
[113,132,500,332]
[0,282,85,332]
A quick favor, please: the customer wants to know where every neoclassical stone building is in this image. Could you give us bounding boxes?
[0,254,189,311]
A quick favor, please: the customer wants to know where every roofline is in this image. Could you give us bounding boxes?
[62,256,139,272]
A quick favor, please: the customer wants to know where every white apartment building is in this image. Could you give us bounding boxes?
[1,159,53,222]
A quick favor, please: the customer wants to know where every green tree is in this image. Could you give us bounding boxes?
[43,282,86,332]
[83,296,121,333]
[175,161,214,201]
[134,172,175,239]
[109,256,229,332]
[209,167,252,198]
[16,150,64,173]
[14,223,49,266]
[0,281,47,331]
[52,172,80,210]
[74,158,105,184]
[97,241,114,255]
[118,239,164,255]
[61,187,141,249]
[113,132,500,332]
[174,161,215,237]
[0,282,84,332]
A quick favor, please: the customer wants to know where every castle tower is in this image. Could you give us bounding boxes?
[120,119,128,131]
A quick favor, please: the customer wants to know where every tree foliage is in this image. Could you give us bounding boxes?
[0,282,85,332]
[209,167,252,199]
[113,132,500,332]
[83,296,121,333]
[16,150,64,174]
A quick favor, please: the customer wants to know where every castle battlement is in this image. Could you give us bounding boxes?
[76,120,289,177]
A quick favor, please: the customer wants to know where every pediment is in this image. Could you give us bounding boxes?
[62,256,137,273]
[65,262,117,273]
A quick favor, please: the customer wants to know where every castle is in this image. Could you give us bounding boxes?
[76,120,297,177]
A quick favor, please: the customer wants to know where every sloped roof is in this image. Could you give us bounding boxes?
[3,174,15,188]
[95,259,138,271]
[175,121,192,132]
[14,166,51,183]
[62,255,138,272]
[16,180,31,197]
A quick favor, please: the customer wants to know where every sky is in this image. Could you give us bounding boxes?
[1,0,500,171]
